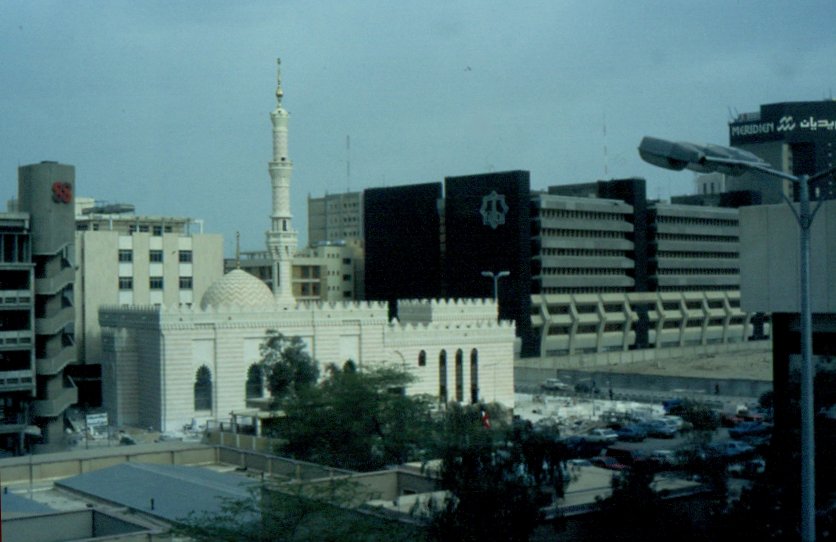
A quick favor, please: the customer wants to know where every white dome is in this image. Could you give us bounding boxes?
[200,269,273,309]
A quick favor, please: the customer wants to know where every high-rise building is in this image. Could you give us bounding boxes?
[728,100,836,203]
[13,162,79,452]
[307,191,363,245]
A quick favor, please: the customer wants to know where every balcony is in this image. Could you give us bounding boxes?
[0,369,35,392]
[0,289,33,307]
[35,266,74,295]
[36,346,75,376]
[0,330,34,349]
[33,384,77,418]
[34,306,74,336]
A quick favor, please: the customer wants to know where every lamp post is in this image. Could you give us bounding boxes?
[481,270,509,304]
[639,136,836,542]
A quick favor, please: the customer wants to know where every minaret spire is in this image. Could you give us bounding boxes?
[265,56,297,304]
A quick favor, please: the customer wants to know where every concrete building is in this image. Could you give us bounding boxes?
[0,213,37,454]
[307,191,363,245]
[6,162,79,453]
[74,206,223,405]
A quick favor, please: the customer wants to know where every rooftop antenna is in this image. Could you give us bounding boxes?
[603,113,608,178]
[235,231,241,269]
[346,135,351,192]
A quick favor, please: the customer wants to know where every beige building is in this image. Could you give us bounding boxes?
[307,191,363,245]
[74,204,223,365]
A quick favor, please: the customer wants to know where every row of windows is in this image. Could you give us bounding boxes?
[655,215,738,228]
[418,349,480,404]
[118,277,192,290]
[654,233,737,243]
[542,268,628,276]
[539,228,628,239]
[540,287,627,294]
[657,285,739,293]
[655,268,739,275]
[118,250,192,263]
[128,224,174,235]
[656,251,738,259]
[538,209,628,221]
[540,248,626,257]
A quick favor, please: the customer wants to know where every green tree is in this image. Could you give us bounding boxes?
[259,331,319,403]
[275,363,437,471]
[425,404,568,542]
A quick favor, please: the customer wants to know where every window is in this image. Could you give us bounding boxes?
[152,225,163,236]
[149,277,164,289]
[342,258,351,264]
[455,349,464,402]
[118,277,133,290]
[343,274,351,281]
[470,349,479,403]
[149,250,163,262]
[194,366,212,411]
[179,250,192,263]
[418,350,426,367]
[179,277,193,289]
[246,364,263,399]
[118,250,133,262]
[438,350,448,403]
[138,225,149,233]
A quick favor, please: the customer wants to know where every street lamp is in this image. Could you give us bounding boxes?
[481,270,509,305]
[639,135,836,542]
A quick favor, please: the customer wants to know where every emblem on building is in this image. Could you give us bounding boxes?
[776,115,796,132]
[480,191,509,229]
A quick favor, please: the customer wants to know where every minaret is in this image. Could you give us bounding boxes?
[266,57,298,303]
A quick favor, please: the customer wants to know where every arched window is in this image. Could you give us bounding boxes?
[438,350,447,403]
[418,350,426,367]
[470,349,479,403]
[194,365,213,411]
[246,364,263,399]
[455,349,464,402]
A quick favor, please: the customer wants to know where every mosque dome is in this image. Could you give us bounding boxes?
[200,269,273,310]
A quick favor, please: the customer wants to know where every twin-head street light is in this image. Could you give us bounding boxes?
[481,270,510,305]
[639,135,836,542]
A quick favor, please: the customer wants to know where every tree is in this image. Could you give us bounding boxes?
[259,331,319,403]
[275,363,437,471]
[425,404,568,542]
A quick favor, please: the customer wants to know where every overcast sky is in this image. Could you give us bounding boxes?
[2,1,835,253]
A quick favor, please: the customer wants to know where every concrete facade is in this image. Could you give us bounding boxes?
[307,191,364,245]
[99,298,515,432]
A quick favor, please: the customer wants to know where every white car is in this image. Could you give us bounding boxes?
[540,378,571,392]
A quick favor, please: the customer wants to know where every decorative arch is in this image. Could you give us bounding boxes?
[455,349,464,402]
[418,350,427,367]
[246,364,263,399]
[194,365,213,411]
[438,350,447,403]
[470,349,479,403]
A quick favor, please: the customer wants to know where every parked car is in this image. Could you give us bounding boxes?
[640,419,678,439]
[540,378,572,392]
[728,421,773,440]
[728,458,766,478]
[704,440,755,459]
[646,449,680,467]
[584,428,619,444]
[616,424,648,442]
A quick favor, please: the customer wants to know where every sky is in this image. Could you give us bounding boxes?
[2,1,835,254]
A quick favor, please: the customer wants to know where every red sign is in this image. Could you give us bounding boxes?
[51,181,72,204]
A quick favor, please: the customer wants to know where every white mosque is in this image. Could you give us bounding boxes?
[99,59,516,432]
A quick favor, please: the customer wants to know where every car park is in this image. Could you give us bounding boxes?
[704,440,755,459]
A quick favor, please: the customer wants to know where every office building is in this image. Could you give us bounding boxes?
[307,191,363,245]
[2,162,80,453]
[74,204,223,405]
[728,100,836,203]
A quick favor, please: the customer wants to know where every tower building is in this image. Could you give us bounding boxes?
[265,58,298,304]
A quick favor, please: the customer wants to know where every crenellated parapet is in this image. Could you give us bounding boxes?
[397,298,498,324]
